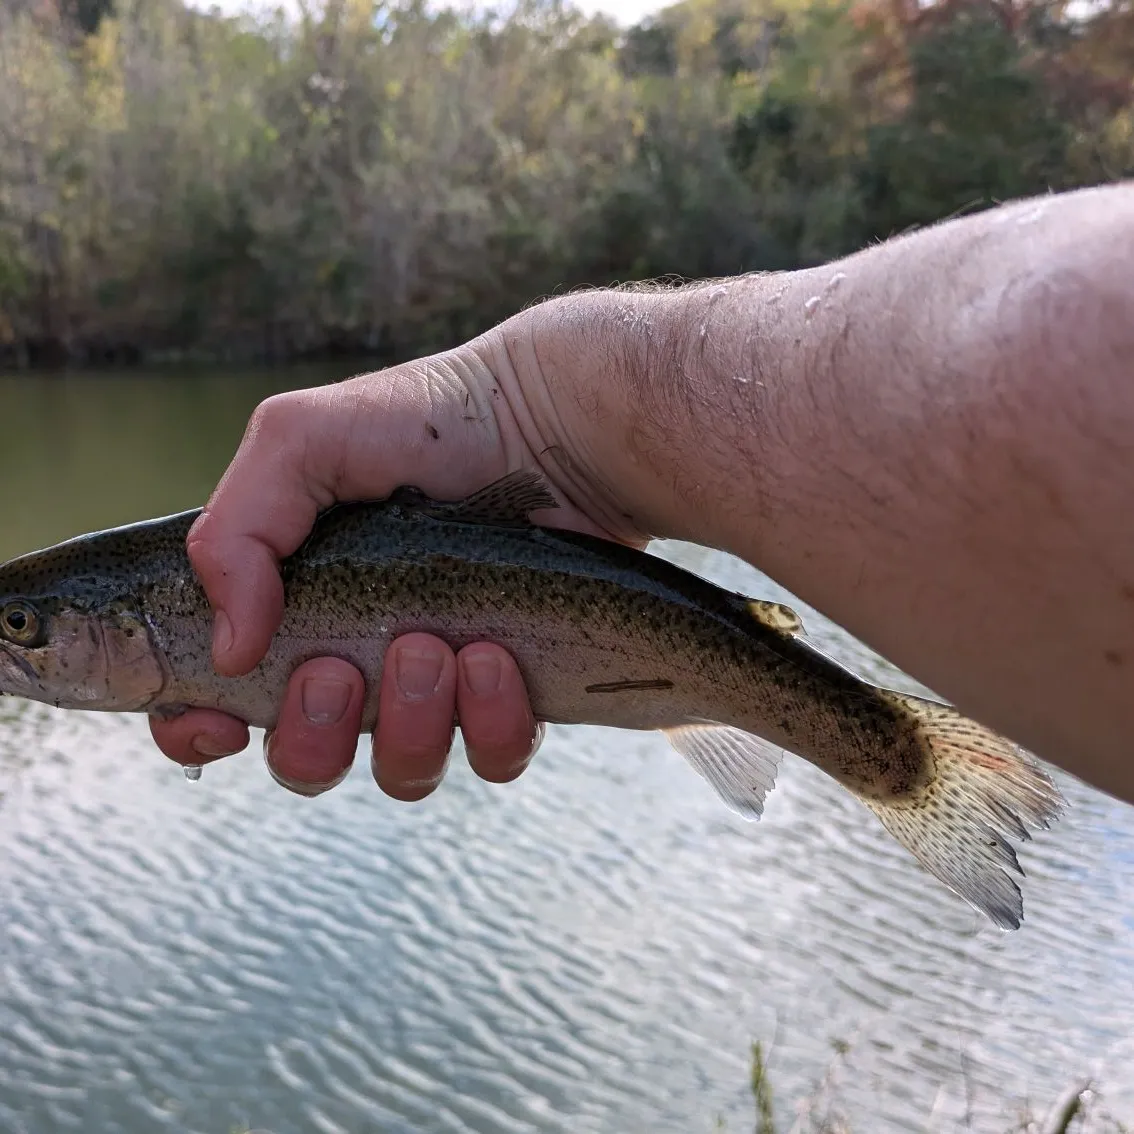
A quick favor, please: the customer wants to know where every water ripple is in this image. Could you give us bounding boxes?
[0,549,1130,1133]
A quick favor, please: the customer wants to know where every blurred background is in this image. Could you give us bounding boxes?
[1,0,1131,369]
[1,1,1133,1132]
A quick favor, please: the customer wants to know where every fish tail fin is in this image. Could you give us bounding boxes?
[864,691,1064,930]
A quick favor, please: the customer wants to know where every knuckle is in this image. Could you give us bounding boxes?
[184,521,223,572]
[246,392,306,444]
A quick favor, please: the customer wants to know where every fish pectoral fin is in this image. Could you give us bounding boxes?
[395,469,560,527]
[663,722,784,820]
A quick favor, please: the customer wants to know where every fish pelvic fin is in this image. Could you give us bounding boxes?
[664,722,784,820]
[863,691,1064,931]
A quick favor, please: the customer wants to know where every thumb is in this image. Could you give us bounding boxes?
[186,360,509,675]
[187,390,332,675]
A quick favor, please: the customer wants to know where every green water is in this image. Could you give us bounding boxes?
[0,367,1131,1134]
[0,367,338,557]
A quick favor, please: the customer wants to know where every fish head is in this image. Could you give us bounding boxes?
[0,533,170,713]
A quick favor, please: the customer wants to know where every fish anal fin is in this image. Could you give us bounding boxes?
[390,470,559,526]
[746,599,804,636]
[664,722,784,820]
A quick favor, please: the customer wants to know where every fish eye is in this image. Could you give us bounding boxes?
[1,601,42,646]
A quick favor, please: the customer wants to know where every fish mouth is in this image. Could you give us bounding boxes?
[0,642,44,698]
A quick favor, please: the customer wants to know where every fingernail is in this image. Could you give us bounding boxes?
[463,653,501,696]
[395,647,444,700]
[192,735,240,759]
[213,610,233,659]
[301,677,351,726]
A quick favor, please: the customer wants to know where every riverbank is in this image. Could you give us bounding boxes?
[2,0,1131,368]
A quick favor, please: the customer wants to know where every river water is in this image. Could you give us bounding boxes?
[0,368,1131,1134]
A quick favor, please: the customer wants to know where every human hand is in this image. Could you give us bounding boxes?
[149,304,662,798]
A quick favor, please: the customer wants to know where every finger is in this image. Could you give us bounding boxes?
[263,657,366,797]
[371,634,457,802]
[187,371,508,678]
[186,387,355,677]
[150,708,250,766]
[456,644,543,783]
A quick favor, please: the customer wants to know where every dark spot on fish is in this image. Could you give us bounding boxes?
[1122,584,1134,603]
[585,678,675,694]
[426,424,440,440]
[1104,648,1124,667]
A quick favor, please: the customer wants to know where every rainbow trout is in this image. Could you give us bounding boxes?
[0,471,1061,927]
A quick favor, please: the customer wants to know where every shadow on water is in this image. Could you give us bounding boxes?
[0,367,1131,1134]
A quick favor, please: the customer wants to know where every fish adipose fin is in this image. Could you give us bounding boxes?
[864,691,1064,931]
[746,599,805,636]
[664,723,784,819]
[391,470,560,527]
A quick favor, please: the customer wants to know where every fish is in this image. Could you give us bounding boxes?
[0,470,1062,928]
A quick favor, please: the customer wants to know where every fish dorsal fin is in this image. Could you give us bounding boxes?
[389,470,559,527]
[664,722,784,820]
[746,599,804,636]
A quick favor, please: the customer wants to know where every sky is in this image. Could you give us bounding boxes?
[566,0,665,22]
[198,0,668,26]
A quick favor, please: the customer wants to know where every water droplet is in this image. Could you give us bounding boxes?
[183,764,203,783]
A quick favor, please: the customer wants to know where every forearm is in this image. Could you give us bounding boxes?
[493,183,1134,801]
[723,184,1134,803]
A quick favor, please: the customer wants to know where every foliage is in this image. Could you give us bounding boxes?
[713,1038,1132,1133]
[0,0,1131,365]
